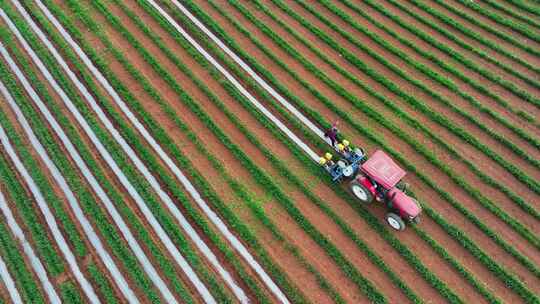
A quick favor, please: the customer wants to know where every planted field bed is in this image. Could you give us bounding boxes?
[0,0,538,303]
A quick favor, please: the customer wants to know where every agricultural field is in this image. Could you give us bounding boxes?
[0,0,538,303]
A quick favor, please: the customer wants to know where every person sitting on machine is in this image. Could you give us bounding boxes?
[318,152,335,171]
[339,139,353,158]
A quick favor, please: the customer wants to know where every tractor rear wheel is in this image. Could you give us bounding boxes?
[386,213,406,231]
[350,181,373,204]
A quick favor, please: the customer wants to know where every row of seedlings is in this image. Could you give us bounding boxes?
[174,1,540,302]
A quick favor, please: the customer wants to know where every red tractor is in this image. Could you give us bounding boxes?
[350,150,421,230]
[320,145,421,231]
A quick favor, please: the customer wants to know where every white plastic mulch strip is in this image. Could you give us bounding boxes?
[171,0,329,142]
[32,0,284,303]
[0,17,185,304]
[31,1,254,302]
[149,0,319,165]
[0,79,96,302]
[0,189,59,304]
[8,2,211,303]
[0,47,139,303]
[0,218,24,304]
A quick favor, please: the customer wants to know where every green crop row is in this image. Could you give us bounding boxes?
[185,0,539,300]
[59,282,83,303]
[0,202,45,304]
[454,0,540,42]
[399,0,540,83]
[319,0,540,134]
[109,0,407,301]
[321,0,540,149]
[406,0,540,77]
[319,0,540,220]
[206,0,540,229]
[2,6,200,302]
[55,0,299,302]
[25,1,240,302]
[79,1,342,300]
[481,0,540,28]
[87,263,119,304]
[193,2,538,298]
[429,0,540,57]
[505,0,540,16]
[0,43,162,303]
[92,0,387,301]
[151,0,473,302]
[285,0,540,186]
[340,0,540,118]
[86,0,332,301]
[219,0,540,269]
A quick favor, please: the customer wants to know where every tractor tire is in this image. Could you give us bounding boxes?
[386,213,406,231]
[350,181,373,204]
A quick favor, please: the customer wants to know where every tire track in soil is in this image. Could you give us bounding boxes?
[118,0,510,302]
[188,0,540,299]
[401,0,539,66]
[228,0,540,215]
[326,0,540,131]
[1,12,188,301]
[200,0,540,267]
[274,0,540,172]
[248,0,540,189]
[89,1,367,302]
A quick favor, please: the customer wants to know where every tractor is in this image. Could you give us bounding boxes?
[319,142,421,231]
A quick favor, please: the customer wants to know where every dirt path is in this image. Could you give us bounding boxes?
[185,0,540,299]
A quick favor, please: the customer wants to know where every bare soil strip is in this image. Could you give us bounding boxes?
[118,0,528,302]
[77,4,346,303]
[323,0,540,132]
[0,224,24,304]
[403,1,539,65]
[180,0,540,300]
[200,0,540,265]
[0,157,62,303]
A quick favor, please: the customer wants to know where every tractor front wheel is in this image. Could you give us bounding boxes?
[350,181,373,204]
[386,213,406,231]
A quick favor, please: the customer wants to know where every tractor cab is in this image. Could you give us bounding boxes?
[350,150,421,230]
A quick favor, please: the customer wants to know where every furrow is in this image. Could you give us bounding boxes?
[0,27,182,304]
